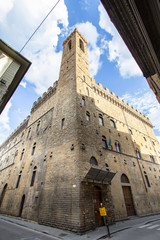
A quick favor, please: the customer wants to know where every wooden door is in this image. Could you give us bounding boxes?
[122,186,136,216]
[93,186,104,227]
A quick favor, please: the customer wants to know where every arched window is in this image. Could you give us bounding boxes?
[32,142,36,155]
[13,150,18,163]
[20,149,25,160]
[79,39,84,52]
[144,171,151,187]
[68,40,72,50]
[136,149,141,159]
[61,118,65,129]
[102,135,107,148]
[36,121,40,133]
[16,171,22,188]
[115,141,121,152]
[110,119,116,128]
[86,111,90,121]
[27,128,31,138]
[121,174,130,183]
[20,132,24,140]
[86,88,89,96]
[30,166,37,187]
[99,114,104,126]
[82,96,85,106]
[150,155,155,163]
[90,156,98,166]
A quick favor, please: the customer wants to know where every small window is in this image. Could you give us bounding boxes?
[20,149,25,160]
[136,149,141,159]
[30,166,37,187]
[102,135,107,149]
[99,114,104,126]
[129,129,132,135]
[68,40,71,50]
[27,128,31,138]
[79,39,84,52]
[13,150,18,163]
[32,142,36,156]
[90,156,98,166]
[144,171,151,187]
[150,155,155,163]
[36,121,40,133]
[115,141,121,152]
[121,174,130,183]
[20,132,24,140]
[82,97,85,106]
[86,111,90,121]
[144,137,147,141]
[86,88,89,96]
[83,75,85,82]
[61,118,65,129]
[105,163,109,171]
[110,119,116,128]
[16,171,22,188]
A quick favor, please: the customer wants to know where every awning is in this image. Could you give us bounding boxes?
[83,167,116,184]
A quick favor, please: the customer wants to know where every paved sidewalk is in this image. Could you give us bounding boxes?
[0,214,160,240]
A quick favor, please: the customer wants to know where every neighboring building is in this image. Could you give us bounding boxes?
[0,29,160,233]
[100,0,160,103]
[0,40,31,114]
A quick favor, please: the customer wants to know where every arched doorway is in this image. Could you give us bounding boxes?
[19,195,25,217]
[121,174,136,216]
[0,184,8,208]
[93,186,104,227]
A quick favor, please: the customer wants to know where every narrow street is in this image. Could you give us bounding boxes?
[0,219,60,240]
[106,220,160,240]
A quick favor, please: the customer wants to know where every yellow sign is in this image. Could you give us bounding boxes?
[99,207,107,216]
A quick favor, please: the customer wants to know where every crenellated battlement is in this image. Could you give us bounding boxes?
[31,81,58,113]
[63,28,88,46]
[90,78,152,127]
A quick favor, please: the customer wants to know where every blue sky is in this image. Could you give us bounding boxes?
[0,0,160,144]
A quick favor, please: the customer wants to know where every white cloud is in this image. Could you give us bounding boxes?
[0,101,12,145]
[121,90,160,141]
[0,0,15,22]
[98,3,142,78]
[1,0,69,95]
[20,81,27,88]
[75,22,102,77]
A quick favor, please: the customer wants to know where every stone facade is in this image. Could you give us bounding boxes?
[0,29,160,233]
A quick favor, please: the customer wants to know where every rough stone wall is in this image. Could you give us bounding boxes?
[0,29,160,233]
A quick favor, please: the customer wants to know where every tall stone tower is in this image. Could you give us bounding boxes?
[0,29,160,234]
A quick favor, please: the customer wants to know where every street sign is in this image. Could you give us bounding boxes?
[99,207,107,216]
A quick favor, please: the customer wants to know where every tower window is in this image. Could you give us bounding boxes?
[110,119,116,128]
[136,149,141,159]
[82,97,85,106]
[30,166,37,187]
[79,39,84,52]
[86,111,90,121]
[99,114,104,126]
[102,135,107,149]
[86,88,89,96]
[105,163,109,171]
[129,129,133,135]
[62,118,65,129]
[150,155,155,163]
[21,132,24,140]
[68,40,72,50]
[32,142,36,156]
[13,150,18,163]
